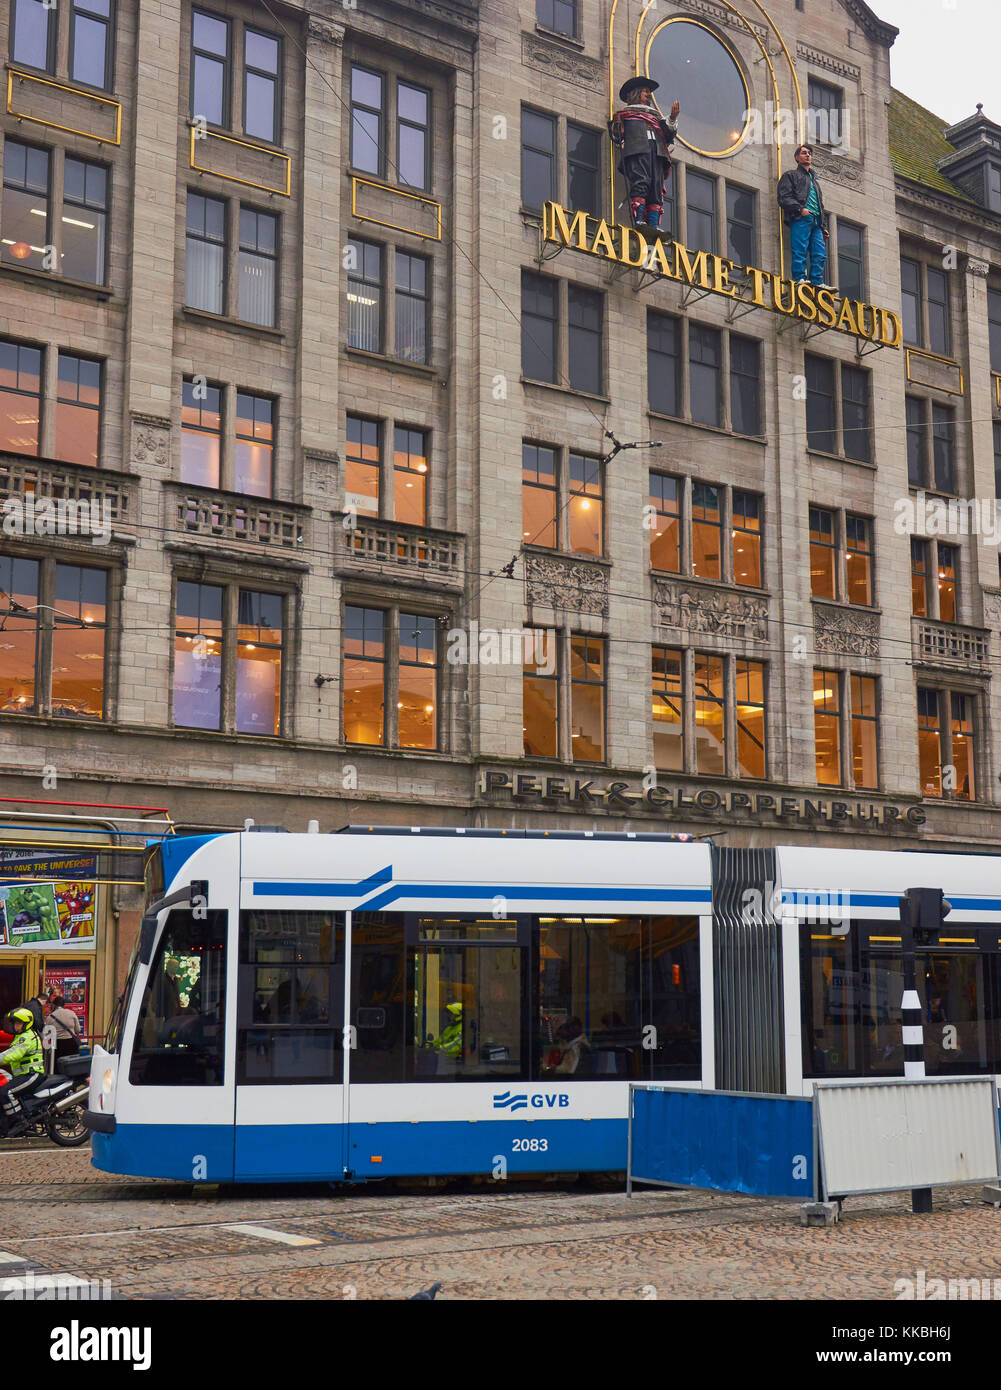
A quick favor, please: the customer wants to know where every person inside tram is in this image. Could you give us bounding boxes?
[431,1001,464,1061]
[553,1017,591,1075]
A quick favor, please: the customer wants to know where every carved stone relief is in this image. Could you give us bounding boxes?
[130,414,170,473]
[525,552,609,617]
[814,602,880,657]
[654,580,769,640]
[521,33,603,91]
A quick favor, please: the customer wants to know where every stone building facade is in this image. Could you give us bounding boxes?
[1,0,1001,946]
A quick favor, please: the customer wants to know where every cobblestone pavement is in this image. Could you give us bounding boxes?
[3,1143,1001,1300]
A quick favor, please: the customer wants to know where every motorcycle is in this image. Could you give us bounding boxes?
[0,1054,91,1147]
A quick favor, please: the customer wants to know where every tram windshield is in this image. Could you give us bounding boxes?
[129,909,227,1085]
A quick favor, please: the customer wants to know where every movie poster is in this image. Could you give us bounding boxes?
[43,963,91,1033]
[0,851,97,949]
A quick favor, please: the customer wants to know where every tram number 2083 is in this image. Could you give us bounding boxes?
[512,1138,549,1152]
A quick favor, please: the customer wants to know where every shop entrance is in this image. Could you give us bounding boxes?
[0,963,25,1021]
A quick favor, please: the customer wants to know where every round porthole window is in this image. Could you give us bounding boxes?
[645,17,750,157]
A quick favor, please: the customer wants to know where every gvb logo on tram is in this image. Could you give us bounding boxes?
[493,1092,570,1111]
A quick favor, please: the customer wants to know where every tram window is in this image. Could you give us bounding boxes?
[537,916,700,1081]
[351,913,406,1084]
[861,944,992,1077]
[129,910,227,1087]
[237,911,344,1084]
[410,916,525,1081]
[801,931,861,1077]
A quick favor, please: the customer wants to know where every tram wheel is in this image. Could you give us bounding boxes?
[47,1105,89,1147]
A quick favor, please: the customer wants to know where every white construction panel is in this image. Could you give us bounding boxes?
[816,1078,1000,1198]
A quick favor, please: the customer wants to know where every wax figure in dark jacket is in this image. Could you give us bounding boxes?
[777,144,833,287]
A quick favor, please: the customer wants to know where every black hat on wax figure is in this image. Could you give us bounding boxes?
[619,75,659,102]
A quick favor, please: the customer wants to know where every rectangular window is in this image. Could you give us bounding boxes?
[951,692,975,800]
[567,286,602,394]
[652,646,683,771]
[50,563,106,720]
[686,170,716,254]
[522,443,557,548]
[691,481,722,581]
[191,9,230,127]
[911,538,929,617]
[350,65,382,175]
[805,354,836,454]
[732,490,762,587]
[809,506,837,601]
[347,238,382,353]
[392,426,427,525]
[937,543,957,624]
[649,472,681,573]
[689,324,721,428]
[71,0,113,91]
[521,108,556,213]
[906,396,927,487]
[244,28,280,144]
[524,627,558,758]
[0,339,41,455]
[841,366,871,464]
[808,76,844,144]
[395,251,428,364]
[926,266,950,357]
[988,288,1001,373]
[570,635,604,763]
[814,668,841,786]
[522,271,557,384]
[237,911,341,1085]
[12,0,54,71]
[238,207,277,327]
[729,334,761,436]
[694,653,725,776]
[568,453,603,556]
[567,122,601,218]
[181,378,221,488]
[647,311,680,418]
[345,415,380,517]
[398,613,437,750]
[918,688,977,801]
[55,353,101,467]
[130,910,227,1086]
[398,82,429,191]
[725,183,756,265]
[735,659,765,780]
[174,581,224,730]
[900,256,922,347]
[932,404,955,493]
[61,157,107,285]
[836,220,865,301]
[536,0,576,37]
[185,192,226,314]
[236,590,282,735]
[845,513,872,606]
[851,674,878,790]
[0,555,39,713]
[994,420,1001,502]
[2,140,49,273]
[917,687,942,798]
[344,606,386,746]
[235,393,273,498]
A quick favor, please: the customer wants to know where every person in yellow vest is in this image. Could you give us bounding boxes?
[0,1007,45,1137]
[432,1001,463,1060]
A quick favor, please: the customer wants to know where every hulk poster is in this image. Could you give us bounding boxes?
[0,850,97,948]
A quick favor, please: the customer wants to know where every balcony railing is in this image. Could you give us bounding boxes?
[0,453,136,525]
[335,514,465,588]
[165,482,307,550]
[913,617,990,669]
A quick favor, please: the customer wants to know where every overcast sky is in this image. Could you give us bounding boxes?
[872,0,997,124]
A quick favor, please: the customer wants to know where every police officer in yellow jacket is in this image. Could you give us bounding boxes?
[432,1002,463,1060]
[0,1007,45,1137]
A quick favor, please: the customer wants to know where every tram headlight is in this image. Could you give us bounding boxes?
[103,1069,113,1095]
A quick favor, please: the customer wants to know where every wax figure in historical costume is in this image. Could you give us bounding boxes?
[609,77,680,234]
[777,144,833,288]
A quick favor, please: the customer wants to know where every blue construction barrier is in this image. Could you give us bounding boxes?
[628,1086,815,1199]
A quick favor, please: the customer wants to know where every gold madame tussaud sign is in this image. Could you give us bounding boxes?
[542,202,903,349]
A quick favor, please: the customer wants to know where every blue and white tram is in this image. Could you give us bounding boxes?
[86,828,713,1182]
[86,830,1001,1183]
